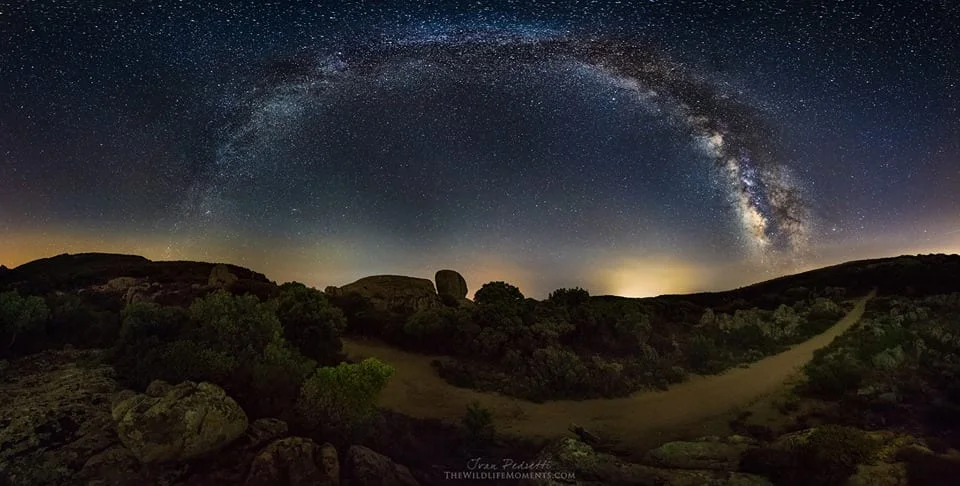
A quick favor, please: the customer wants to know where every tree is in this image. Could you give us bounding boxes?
[0,290,49,355]
[474,281,525,308]
[548,287,590,308]
[190,290,282,361]
[296,358,394,432]
[275,282,347,365]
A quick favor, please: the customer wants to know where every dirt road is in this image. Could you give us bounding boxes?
[343,290,874,446]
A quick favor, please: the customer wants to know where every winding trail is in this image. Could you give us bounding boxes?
[344,290,874,446]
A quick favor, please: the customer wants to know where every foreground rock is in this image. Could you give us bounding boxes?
[434,270,468,300]
[245,437,339,486]
[346,445,420,486]
[642,435,757,471]
[327,276,441,314]
[528,437,771,486]
[0,349,121,486]
[112,380,249,464]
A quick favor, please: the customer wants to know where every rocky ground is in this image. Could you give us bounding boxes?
[0,349,419,486]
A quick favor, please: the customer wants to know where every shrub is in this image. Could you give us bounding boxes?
[462,400,495,447]
[247,340,317,418]
[547,287,590,308]
[799,425,879,485]
[685,333,724,373]
[0,290,49,356]
[275,282,346,365]
[741,426,878,486]
[296,358,394,434]
[47,294,122,348]
[802,352,865,399]
[190,290,282,360]
[474,282,525,308]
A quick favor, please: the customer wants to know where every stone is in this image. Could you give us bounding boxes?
[244,418,290,450]
[845,462,908,486]
[331,276,441,314]
[244,437,339,486]
[146,379,174,397]
[209,264,239,288]
[0,349,123,486]
[643,439,753,471]
[434,270,468,300]
[345,445,420,486]
[568,423,601,446]
[113,381,249,464]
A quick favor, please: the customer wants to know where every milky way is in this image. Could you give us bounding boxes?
[178,27,810,265]
[3,1,957,297]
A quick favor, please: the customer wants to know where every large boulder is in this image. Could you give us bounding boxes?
[642,436,756,471]
[0,349,122,486]
[244,437,339,486]
[345,445,419,486]
[434,270,468,300]
[112,380,248,464]
[329,276,441,314]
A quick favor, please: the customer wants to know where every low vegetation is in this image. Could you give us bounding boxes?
[337,281,849,401]
[798,292,960,446]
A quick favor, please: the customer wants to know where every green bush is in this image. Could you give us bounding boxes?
[685,333,724,373]
[275,282,346,365]
[296,357,394,433]
[190,290,282,360]
[46,293,121,348]
[462,400,495,447]
[800,426,879,485]
[247,340,318,417]
[547,287,590,308]
[0,290,49,357]
[741,426,878,486]
[802,352,865,399]
[474,281,525,308]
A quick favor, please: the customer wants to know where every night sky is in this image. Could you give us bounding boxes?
[2,1,958,298]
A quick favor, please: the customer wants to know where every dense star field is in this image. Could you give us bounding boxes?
[1,1,958,297]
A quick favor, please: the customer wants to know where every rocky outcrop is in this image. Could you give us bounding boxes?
[209,264,239,288]
[245,437,339,486]
[845,462,908,486]
[91,276,156,305]
[642,435,757,471]
[345,445,420,486]
[0,350,124,485]
[435,270,468,300]
[0,349,122,486]
[112,380,248,464]
[328,276,441,314]
[527,437,771,486]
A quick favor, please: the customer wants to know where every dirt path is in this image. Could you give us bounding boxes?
[344,291,874,447]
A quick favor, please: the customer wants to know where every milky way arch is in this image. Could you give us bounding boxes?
[179,30,811,261]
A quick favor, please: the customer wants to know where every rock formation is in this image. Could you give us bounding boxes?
[434,270,468,300]
[327,276,441,314]
[346,445,420,486]
[209,264,239,288]
[112,380,249,463]
[245,437,340,486]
